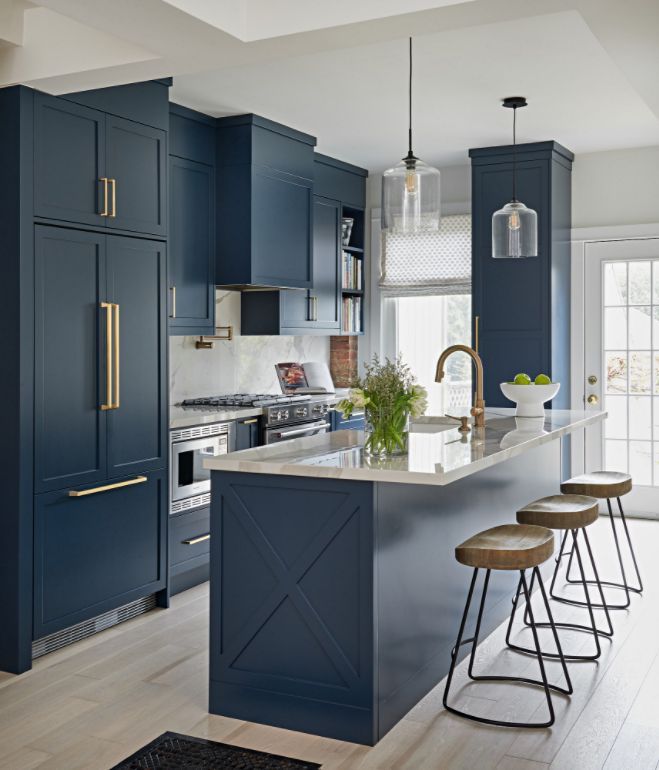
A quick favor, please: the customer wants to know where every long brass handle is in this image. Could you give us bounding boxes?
[182,533,210,545]
[241,419,258,425]
[475,316,480,354]
[100,178,109,217]
[109,178,117,218]
[113,303,120,409]
[100,302,113,410]
[69,475,147,497]
[170,286,177,319]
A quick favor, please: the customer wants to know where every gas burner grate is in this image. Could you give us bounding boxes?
[182,393,312,408]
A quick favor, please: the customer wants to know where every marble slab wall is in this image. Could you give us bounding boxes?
[169,335,331,403]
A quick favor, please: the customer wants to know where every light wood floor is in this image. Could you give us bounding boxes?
[1,517,659,770]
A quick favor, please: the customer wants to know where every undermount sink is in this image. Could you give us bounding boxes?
[410,414,514,434]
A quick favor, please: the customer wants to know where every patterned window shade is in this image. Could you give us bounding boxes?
[380,214,471,296]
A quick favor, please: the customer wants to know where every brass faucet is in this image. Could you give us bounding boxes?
[435,345,486,428]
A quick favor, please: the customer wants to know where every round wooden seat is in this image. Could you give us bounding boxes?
[560,471,632,499]
[455,524,554,571]
[517,494,598,530]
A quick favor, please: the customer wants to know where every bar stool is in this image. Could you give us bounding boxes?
[556,472,641,610]
[513,494,613,662]
[443,523,572,729]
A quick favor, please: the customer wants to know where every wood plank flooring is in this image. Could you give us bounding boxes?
[0,518,658,769]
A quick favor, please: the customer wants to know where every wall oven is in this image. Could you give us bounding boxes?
[170,422,233,514]
[263,418,330,445]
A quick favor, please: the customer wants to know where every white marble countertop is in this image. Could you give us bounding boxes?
[204,408,606,486]
[170,390,349,430]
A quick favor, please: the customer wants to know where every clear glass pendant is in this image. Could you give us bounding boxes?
[382,156,441,234]
[492,200,538,258]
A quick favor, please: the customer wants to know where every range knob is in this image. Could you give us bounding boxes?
[295,406,307,417]
[282,410,290,420]
[275,409,284,420]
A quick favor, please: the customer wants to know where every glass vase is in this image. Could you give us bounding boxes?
[364,407,410,457]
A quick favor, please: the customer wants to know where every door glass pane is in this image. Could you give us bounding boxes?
[605,307,627,349]
[606,351,627,393]
[629,261,651,305]
[605,262,627,305]
[605,439,628,473]
[604,395,627,439]
[630,351,651,393]
[629,441,652,485]
[629,306,651,349]
[629,396,651,440]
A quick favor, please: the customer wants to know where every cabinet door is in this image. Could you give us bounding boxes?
[34,470,167,639]
[106,236,167,477]
[34,94,106,227]
[234,417,261,450]
[106,116,167,236]
[252,167,312,288]
[34,226,107,494]
[169,156,215,335]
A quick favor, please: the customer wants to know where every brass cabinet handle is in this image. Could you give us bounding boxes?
[475,315,480,354]
[241,419,258,425]
[170,286,177,319]
[109,178,117,218]
[100,178,109,217]
[69,475,147,497]
[309,295,318,321]
[182,533,210,545]
[100,302,113,410]
[113,303,120,409]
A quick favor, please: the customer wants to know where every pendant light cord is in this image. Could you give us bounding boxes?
[512,105,517,201]
[408,36,413,157]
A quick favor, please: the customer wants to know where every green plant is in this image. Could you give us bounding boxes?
[336,356,428,455]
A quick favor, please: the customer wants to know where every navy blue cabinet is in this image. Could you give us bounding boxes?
[216,114,315,289]
[331,409,365,432]
[169,104,216,335]
[34,469,167,638]
[234,416,261,450]
[169,506,211,596]
[470,141,573,409]
[34,93,166,237]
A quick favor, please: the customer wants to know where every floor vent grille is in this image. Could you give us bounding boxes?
[32,594,157,659]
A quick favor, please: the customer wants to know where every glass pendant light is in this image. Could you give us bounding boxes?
[492,96,538,258]
[381,37,440,234]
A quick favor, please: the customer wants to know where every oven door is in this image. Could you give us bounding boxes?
[264,420,331,445]
[171,433,228,502]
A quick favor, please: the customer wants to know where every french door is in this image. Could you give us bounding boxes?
[584,238,659,517]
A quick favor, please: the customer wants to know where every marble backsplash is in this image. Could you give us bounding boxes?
[170,334,330,403]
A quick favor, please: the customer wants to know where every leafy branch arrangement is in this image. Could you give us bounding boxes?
[336,356,428,456]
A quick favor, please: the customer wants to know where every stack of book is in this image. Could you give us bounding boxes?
[342,296,362,333]
[342,251,363,291]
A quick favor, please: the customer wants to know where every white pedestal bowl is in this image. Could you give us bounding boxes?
[500,382,561,418]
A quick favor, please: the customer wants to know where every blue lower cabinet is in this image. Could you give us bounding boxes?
[169,507,211,596]
[234,417,261,450]
[33,469,167,640]
[331,410,365,431]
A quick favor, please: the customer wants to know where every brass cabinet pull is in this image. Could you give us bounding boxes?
[182,533,210,545]
[100,302,113,410]
[109,178,117,218]
[170,286,177,319]
[308,295,318,322]
[475,315,480,354]
[100,178,109,217]
[113,303,120,409]
[241,419,258,425]
[69,475,147,497]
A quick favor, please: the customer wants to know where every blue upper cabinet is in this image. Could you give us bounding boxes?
[470,141,573,408]
[34,91,167,237]
[169,104,216,335]
[216,114,316,289]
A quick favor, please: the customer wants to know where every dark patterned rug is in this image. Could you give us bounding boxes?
[110,731,322,769]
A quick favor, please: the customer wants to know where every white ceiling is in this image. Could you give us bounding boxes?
[2,0,659,172]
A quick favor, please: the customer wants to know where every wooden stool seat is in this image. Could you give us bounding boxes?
[560,471,632,499]
[517,494,598,530]
[455,524,554,571]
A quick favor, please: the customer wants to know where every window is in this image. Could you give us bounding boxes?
[378,214,472,415]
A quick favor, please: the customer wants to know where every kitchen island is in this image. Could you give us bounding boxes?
[205,408,605,745]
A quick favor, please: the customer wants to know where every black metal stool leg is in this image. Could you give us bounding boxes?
[549,530,572,600]
[617,497,643,593]
[444,568,566,728]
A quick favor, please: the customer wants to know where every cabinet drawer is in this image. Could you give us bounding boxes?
[170,507,211,570]
[34,470,166,639]
[332,411,365,431]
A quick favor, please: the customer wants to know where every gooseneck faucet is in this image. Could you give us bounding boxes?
[435,344,486,428]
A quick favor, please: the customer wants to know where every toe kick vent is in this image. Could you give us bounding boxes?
[32,594,157,659]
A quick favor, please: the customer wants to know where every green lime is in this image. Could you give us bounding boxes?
[535,373,552,385]
[513,373,532,385]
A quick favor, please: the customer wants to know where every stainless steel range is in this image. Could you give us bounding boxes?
[181,394,332,445]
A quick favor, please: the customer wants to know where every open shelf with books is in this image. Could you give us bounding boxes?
[341,205,365,335]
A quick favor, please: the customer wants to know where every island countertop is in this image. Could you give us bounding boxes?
[205,407,606,486]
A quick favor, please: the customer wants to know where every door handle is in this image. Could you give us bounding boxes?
[69,475,147,497]
[100,178,109,217]
[588,375,598,385]
[587,394,599,405]
[310,296,318,321]
[100,302,113,410]
[170,286,177,319]
[182,533,210,545]
[241,419,258,425]
[113,303,120,409]
[109,178,117,218]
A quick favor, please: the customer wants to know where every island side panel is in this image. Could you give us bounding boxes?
[209,471,378,744]
[374,438,562,740]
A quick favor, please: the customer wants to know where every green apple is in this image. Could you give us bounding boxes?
[535,373,552,385]
[513,373,532,385]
